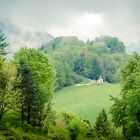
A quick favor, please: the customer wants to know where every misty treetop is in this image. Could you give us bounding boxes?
[95,36,125,53]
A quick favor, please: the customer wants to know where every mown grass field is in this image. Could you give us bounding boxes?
[53,83,121,123]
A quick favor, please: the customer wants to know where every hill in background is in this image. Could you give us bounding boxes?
[40,36,128,90]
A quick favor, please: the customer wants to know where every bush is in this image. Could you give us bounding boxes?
[8,127,24,140]
[6,136,16,140]
[60,111,76,124]
[48,118,70,140]
[68,117,89,140]
[0,136,6,140]
[58,111,94,139]
[131,137,140,140]
[2,110,21,128]
[108,127,123,140]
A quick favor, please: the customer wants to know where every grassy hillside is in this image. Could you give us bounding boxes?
[53,83,121,123]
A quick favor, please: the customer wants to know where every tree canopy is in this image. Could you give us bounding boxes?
[14,48,55,126]
[0,56,19,121]
[110,53,140,139]
[95,36,125,53]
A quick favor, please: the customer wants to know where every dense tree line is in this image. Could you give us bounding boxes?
[40,36,128,90]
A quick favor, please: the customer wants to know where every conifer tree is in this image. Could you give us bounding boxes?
[0,31,8,56]
[95,109,111,137]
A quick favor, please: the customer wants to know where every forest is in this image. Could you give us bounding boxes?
[0,30,140,140]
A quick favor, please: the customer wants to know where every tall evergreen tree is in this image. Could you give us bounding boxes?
[0,31,8,56]
[95,109,111,137]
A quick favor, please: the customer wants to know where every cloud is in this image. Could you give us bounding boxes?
[48,13,107,40]
[0,0,140,45]
[0,19,54,54]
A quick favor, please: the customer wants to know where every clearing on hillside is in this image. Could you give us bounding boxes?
[54,84,121,123]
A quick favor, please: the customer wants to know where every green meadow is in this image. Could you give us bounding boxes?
[54,83,121,123]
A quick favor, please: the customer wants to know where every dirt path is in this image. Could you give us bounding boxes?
[75,79,95,87]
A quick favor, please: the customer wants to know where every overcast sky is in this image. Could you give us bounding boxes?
[0,0,140,44]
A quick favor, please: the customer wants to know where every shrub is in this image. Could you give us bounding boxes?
[0,136,6,140]
[68,118,87,140]
[48,121,70,139]
[8,127,24,140]
[60,111,76,124]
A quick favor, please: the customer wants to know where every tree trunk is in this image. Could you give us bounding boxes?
[21,105,24,124]
[0,104,5,122]
[0,113,2,122]
[27,106,31,124]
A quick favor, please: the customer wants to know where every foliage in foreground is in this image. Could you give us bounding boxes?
[111,53,140,139]
[0,111,123,140]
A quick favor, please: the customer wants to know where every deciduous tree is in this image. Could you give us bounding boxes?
[110,53,140,139]
[0,57,19,121]
[14,48,55,126]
